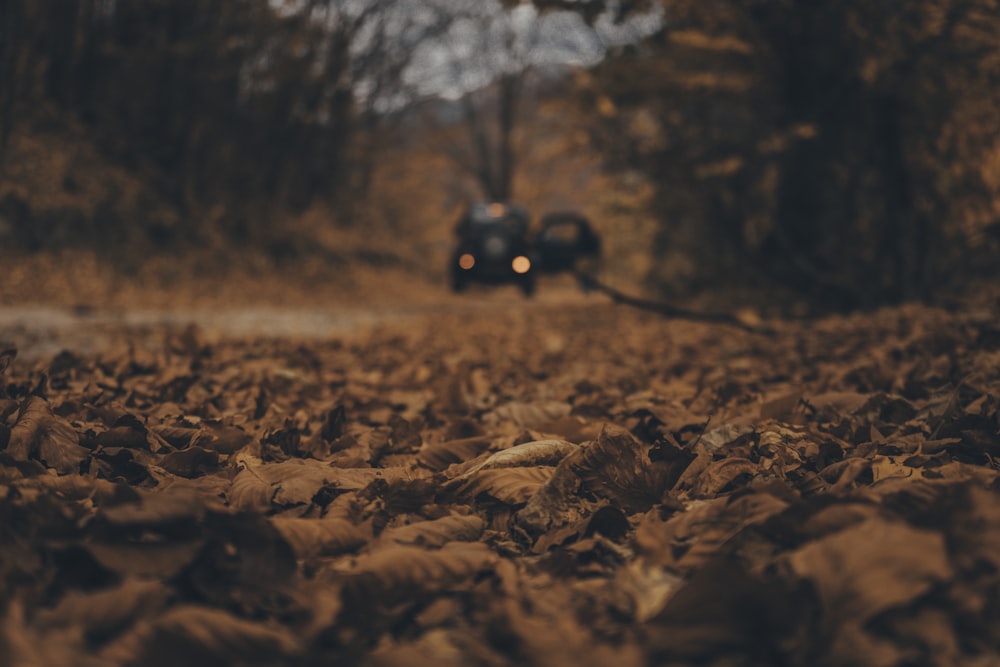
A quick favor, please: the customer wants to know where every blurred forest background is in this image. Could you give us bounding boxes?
[1,0,999,312]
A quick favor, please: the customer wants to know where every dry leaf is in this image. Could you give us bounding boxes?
[344,541,497,602]
[417,436,491,471]
[454,439,577,477]
[4,291,1000,666]
[118,605,300,666]
[448,465,556,505]
[271,516,368,558]
[570,429,682,512]
[7,396,88,474]
[0,347,15,375]
[376,514,485,548]
[786,518,951,622]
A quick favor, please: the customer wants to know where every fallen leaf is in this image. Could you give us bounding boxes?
[7,396,88,474]
[271,516,368,558]
[448,466,556,505]
[115,605,300,667]
[343,541,497,604]
[0,347,15,375]
[786,518,951,622]
[454,439,577,477]
[376,514,485,548]
[569,428,684,512]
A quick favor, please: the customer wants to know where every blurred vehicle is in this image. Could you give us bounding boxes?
[451,202,536,296]
[534,212,601,274]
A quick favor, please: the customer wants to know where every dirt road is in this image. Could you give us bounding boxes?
[0,279,597,359]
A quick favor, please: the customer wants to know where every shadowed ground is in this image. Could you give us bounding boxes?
[2,282,999,666]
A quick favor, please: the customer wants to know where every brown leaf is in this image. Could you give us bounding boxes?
[612,559,684,622]
[447,466,556,505]
[172,512,297,608]
[786,517,951,622]
[628,403,706,440]
[229,457,419,510]
[271,516,368,558]
[366,629,507,667]
[153,424,201,448]
[269,468,330,507]
[387,413,422,452]
[569,428,684,512]
[86,541,205,579]
[154,422,251,454]
[417,436,491,471]
[94,423,155,450]
[635,492,789,571]
[159,446,221,478]
[0,601,80,667]
[98,489,216,526]
[803,391,869,420]
[453,439,578,477]
[514,451,588,539]
[647,558,806,664]
[696,423,755,453]
[8,396,88,474]
[0,346,15,375]
[344,541,497,602]
[530,504,630,554]
[115,605,300,667]
[35,579,170,642]
[376,514,485,548]
[690,457,759,497]
[228,464,274,512]
[818,457,872,490]
[486,401,573,429]
[759,389,803,421]
[870,454,920,482]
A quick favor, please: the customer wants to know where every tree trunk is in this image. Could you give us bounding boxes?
[461,93,499,200]
[877,93,916,301]
[495,72,521,202]
[0,0,23,158]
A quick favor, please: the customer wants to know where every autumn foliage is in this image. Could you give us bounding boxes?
[577,0,1000,306]
[0,0,362,250]
[4,303,1000,664]
[2,0,999,307]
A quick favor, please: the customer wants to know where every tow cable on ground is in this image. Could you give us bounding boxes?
[573,271,775,335]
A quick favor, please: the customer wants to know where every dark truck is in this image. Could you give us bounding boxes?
[450,202,537,296]
[533,211,601,275]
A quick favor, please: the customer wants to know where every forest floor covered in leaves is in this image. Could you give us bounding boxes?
[3,294,1000,667]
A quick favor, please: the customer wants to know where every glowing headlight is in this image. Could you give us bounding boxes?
[512,256,531,274]
[458,253,476,270]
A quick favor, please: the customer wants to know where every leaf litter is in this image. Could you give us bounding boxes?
[2,302,1000,665]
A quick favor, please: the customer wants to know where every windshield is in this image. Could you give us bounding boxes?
[462,202,529,237]
[541,223,581,243]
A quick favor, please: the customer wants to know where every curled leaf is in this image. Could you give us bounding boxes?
[447,466,556,505]
[7,396,87,474]
[455,439,577,478]
[570,429,685,512]
[690,457,759,497]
